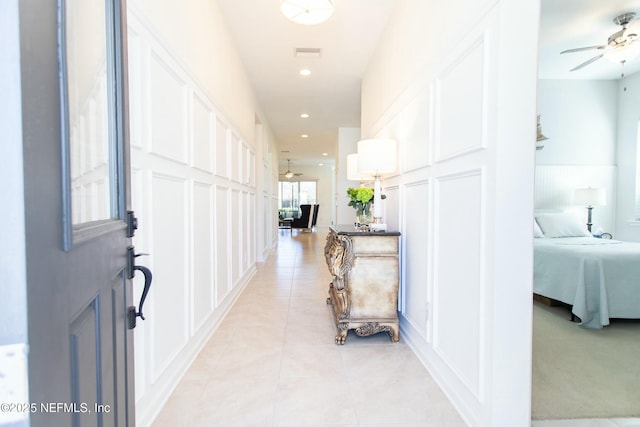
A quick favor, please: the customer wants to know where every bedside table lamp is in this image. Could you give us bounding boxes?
[357,139,397,231]
[574,187,606,233]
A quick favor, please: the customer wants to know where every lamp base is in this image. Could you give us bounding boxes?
[369,223,387,232]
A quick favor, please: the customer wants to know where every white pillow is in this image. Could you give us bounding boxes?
[534,219,544,238]
[535,212,591,238]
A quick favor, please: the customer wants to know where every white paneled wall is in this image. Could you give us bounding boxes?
[363,2,537,423]
[433,170,483,398]
[127,11,258,426]
[400,180,429,339]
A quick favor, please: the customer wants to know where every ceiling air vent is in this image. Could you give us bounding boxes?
[294,48,322,58]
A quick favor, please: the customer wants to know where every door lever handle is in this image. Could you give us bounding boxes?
[127,246,153,329]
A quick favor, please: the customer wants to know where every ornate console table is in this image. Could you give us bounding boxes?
[324,225,401,344]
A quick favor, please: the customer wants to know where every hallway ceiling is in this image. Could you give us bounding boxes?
[216,0,396,169]
[216,1,640,170]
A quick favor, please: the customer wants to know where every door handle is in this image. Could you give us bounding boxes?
[127,246,152,329]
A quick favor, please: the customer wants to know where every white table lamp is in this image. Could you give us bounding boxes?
[357,139,397,231]
[574,187,606,232]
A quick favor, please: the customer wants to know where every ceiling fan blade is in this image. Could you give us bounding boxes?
[561,45,606,54]
[570,53,604,71]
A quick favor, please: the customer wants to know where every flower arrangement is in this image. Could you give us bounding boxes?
[347,187,374,216]
[347,187,386,224]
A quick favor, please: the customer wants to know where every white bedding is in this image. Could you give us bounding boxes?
[534,236,640,328]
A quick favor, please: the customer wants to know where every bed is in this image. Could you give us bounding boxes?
[533,212,640,329]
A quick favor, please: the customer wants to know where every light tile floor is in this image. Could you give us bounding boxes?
[152,228,465,427]
[152,228,640,427]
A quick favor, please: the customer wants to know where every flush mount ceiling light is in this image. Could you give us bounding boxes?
[280,0,335,26]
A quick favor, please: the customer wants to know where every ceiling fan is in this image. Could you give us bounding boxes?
[561,12,640,72]
[279,159,303,179]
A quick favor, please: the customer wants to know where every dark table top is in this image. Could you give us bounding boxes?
[330,224,401,236]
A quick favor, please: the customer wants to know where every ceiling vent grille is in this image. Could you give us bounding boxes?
[294,47,322,58]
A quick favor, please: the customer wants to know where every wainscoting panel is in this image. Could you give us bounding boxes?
[435,34,487,162]
[384,185,400,233]
[192,92,213,173]
[192,181,214,332]
[231,189,241,286]
[215,185,230,303]
[433,170,483,398]
[231,133,242,183]
[130,167,147,400]
[150,172,189,381]
[401,180,430,339]
[400,88,432,172]
[127,28,142,149]
[215,117,229,178]
[243,192,253,270]
[149,52,188,163]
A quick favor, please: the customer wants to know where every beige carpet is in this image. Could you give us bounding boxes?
[532,301,640,420]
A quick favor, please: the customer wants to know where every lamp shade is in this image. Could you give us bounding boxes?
[346,153,365,181]
[357,139,397,175]
[575,187,606,206]
[280,0,335,26]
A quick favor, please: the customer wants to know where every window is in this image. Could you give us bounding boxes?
[279,180,317,218]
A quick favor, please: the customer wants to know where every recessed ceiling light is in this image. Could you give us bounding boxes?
[301,134,309,138]
[322,152,328,156]
[319,163,324,166]
[299,69,311,76]
[300,113,309,118]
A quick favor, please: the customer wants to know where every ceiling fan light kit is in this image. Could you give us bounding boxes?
[280,0,335,26]
[281,159,302,179]
[561,12,640,73]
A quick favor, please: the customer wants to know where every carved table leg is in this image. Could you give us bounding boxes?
[388,324,400,342]
[335,324,348,345]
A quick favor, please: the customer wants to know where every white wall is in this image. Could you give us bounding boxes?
[128,0,258,140]
[536,77,640,240]
[362,0,538,425]
[277,164,333,227]
[536,79,617,166]
[535,80,618,232]
[126,2,279,425]
[337,127,361,225]
[615,72,640,241]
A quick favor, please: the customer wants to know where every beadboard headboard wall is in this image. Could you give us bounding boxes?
[534,165,616,234]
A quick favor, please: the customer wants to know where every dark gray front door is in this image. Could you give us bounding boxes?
[20,0,136,425]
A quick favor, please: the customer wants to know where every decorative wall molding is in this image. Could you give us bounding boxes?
[127,9,258,427]
[433,169,484,399]
[434,32,489,163]
[363,5,500,422]
[400,179,430,340]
